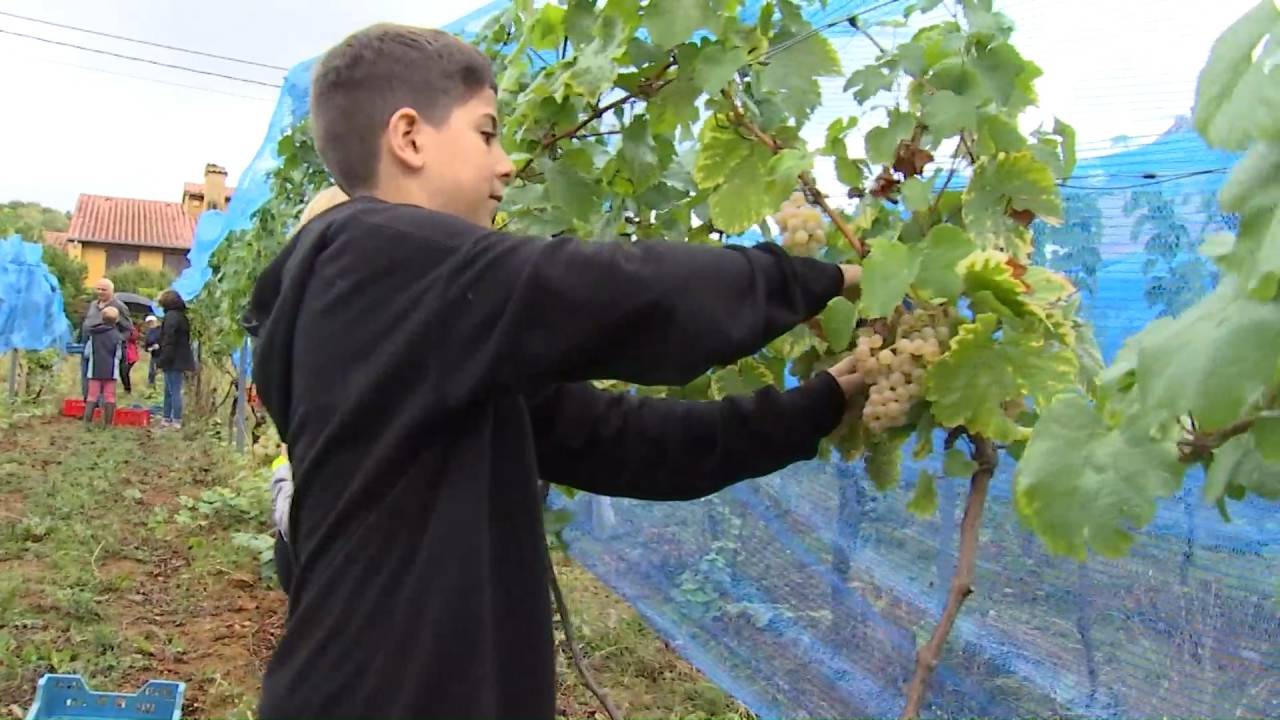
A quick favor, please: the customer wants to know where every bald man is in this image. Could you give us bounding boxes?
[81,278,133,399]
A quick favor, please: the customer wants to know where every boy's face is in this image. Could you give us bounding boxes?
[391,88,515,227]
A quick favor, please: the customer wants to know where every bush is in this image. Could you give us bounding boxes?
[41,245,88,328]
[105,263,174,298]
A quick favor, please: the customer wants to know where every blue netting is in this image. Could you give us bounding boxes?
[185,2,1278,716]
[0,235,70,355]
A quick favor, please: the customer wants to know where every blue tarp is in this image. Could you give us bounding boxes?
[0,235,70,355]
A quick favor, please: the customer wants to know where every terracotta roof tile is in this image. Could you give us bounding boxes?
[67,194,195,250]
[42,230,70,250]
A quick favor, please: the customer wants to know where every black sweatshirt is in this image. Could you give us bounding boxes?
[247,196,847,720]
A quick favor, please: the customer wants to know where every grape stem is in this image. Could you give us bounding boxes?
[720,88,867,257]
[900,434,997,720]
[1177,416,1258,463]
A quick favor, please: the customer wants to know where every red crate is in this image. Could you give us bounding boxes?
[61,398,150,427]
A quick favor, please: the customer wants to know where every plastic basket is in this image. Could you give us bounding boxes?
[61,399,151,427]
[24,674,184,720]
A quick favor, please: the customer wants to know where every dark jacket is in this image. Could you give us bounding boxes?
[81,297,132,341]
[246,197,846,720]
[144,326,162,352]
[156,307,196,372]
[84,323,122,381]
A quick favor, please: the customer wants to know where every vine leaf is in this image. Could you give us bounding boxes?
[922,90,979,138]
[865,110,917,166]
[695,43,750,94]
[901,177,933,214]
[906,470,939,518]
[962,151,1063,253]
[710,357,773,399]
[642,0,715,49]
[942,448,977,478]
[860,237,920,317]
[757,25,842,123]
[925,313,1076,442]
[914,224,976,301]
[1129,280,1280,430]
[1013,393,1185,560]
[1193,0,1280,151]
[958,249,1036,319]
[819,297,859,352]
[1205,433,1280,504]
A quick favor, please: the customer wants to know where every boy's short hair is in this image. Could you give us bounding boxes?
[311,24,497,194]
[102,306,120,323]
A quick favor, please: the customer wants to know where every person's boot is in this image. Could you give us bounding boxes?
[82,401,96,426]
[103,403,116,428]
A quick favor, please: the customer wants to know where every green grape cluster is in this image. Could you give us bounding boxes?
[774,192,826,256]
[851,308,957,434]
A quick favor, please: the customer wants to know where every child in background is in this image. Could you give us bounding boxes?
[262,185,349,595]
[83,305,123,427]
[144,316,161,386]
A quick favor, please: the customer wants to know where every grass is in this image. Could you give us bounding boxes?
[0,379,752,720]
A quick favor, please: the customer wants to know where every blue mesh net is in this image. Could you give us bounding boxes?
[0,235,70,354]
[179,2,1278,716]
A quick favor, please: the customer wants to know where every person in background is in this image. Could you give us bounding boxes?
[83,305,124,428]
[144,315,162,386]
[155,290,196,429]
[80,278,132,400]
[120,322,140,395]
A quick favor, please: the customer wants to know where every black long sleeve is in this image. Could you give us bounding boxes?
[528,373,847,501]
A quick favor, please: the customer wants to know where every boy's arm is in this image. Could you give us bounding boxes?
[383,210,856,388]
[527,371,853,501]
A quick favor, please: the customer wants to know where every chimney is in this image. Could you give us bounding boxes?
[204,163,228,211]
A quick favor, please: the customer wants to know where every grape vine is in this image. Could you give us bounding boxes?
[192,0,1278,716]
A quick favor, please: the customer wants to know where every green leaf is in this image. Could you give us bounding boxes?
[1205,433,1280,504]
[1129,279,1280,430]
[1252,416,1280,463]
[865,432,907,491]
[617,117,664,191]
[544,158,604,220]
[643,0,714,48]
[528,3,566,51]
[1022,266,1076,305]
[1200,231,1237,258]
[922,90,979,137]
[1214,205,1280,300]
[835,157,868,189]
[963,0,1014,39]
[757,30,842,122]
[844,63,897,103]
[767,148,814,185]
[1194,0,1280,151]
[708,151,790,233]
[694,120,756,188]
[901,177,933,213]
[925,313,1077,443]
[865,110,917,166]
[942,448,978,478]
[710,358,774,398]
[906,470,939,517]
[972,41,1029,105]
[768,324,827,360]
[1222,145,1280,217]
[695,43,750,94]
[975,113,1027,156]
[963,151,1063,251]
[820,297,859,352]
[861,237,921,317]
[913,224,976,301]
[1013,393,1185,560]
[1055,118,1077,178]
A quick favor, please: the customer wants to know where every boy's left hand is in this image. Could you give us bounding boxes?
[824,354,865,398]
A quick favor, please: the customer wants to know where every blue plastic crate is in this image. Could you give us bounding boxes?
[25,674,185,720]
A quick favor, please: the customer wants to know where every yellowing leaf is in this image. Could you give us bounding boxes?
[959,249,1036,319]
[963,151,1063,252]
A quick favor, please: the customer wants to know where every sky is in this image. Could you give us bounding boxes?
[0,0,1259,212]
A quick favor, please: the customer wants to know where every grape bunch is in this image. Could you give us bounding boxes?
[774,192,826,256]
[848,308,957,434]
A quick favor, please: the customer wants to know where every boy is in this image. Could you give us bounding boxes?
[143,315,161,386]
[246,24,865,720]
[83,305,123,427]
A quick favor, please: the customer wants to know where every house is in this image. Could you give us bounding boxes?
[62,164,232,286]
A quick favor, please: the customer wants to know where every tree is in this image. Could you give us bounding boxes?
[0,200,70,242]
[41,244,89,328]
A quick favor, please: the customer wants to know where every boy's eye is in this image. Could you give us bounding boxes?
[481,131,496,145]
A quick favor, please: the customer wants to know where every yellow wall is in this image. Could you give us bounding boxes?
[80,244,168,286]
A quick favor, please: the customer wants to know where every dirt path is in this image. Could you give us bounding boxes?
[0,412,750,719]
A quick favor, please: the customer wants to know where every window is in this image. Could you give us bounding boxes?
[105,247,139,269]
[164,253,190,274]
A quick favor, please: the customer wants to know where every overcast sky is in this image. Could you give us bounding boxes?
[0,0,1256,212]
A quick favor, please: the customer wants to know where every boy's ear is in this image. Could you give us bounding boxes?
[387,107,427,171]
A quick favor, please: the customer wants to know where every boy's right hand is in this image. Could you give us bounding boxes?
[839,264,862,290]
[824,354,866,399]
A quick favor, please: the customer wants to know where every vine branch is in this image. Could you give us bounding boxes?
[516,58,677,180]
[1178,416,1258,463]
[721,88,866,257]
[900,435,997,720]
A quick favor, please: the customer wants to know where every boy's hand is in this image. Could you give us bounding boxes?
[824,354,865,398]
[839,264,862,290]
